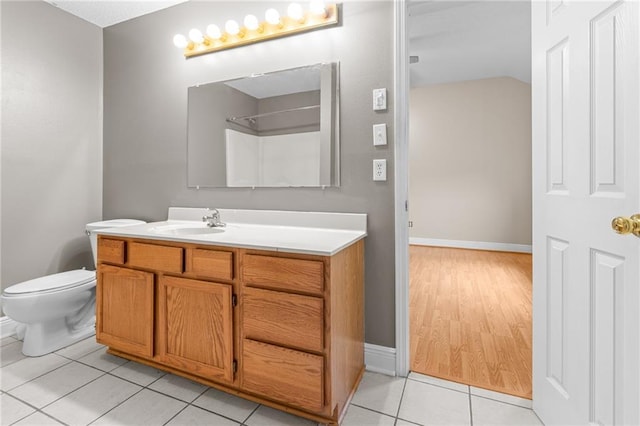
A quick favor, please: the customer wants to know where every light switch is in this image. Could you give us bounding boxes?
[373,88,387,111]
[373,123,387,146]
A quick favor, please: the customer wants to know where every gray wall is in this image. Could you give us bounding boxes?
[0,1,103,308]
[409,77,532,245]
[103,1,396,347]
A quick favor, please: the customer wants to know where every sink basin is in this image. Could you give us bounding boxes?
[149,223,225,236]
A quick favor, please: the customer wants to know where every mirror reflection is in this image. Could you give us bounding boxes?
[187,62,339,188]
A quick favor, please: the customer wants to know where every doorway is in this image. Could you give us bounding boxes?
[405,1,533,399]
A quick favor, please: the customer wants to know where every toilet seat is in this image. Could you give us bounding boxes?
[3,269,96,296]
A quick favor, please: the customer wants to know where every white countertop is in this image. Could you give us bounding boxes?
[96,209,367,256]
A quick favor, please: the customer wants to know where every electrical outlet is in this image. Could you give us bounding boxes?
[373,159,387,181]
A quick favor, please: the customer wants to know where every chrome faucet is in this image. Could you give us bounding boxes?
[202,208,226,228]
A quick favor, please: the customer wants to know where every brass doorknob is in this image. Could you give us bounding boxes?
[611,214,640,237]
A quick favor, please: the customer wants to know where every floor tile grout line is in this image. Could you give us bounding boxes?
[5,357,117,406]
[86,385,147,425]
[4,392,40,426]
[469,385,532,401]
[55,348,106,362]
[185,401,244,425]
[40,349,248,425]
[349,402,399,420]
[5,341,249,425]
[24,366,110,412]
[162,403,190,426]
[68,345,111,363]
[144,385,201,406]
[0,341,28,368]
[410,371,533,408]
[33,368,114,425]
[394,376,409,420]
[470,393,533,410]
[32,409,71,426]
[406,375,472,396]
[242,403,261,424]
[2,356,74,393]
[395,416,422,426]
[468,390,474,426]
[92,365,249,425]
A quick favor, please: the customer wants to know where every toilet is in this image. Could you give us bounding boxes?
[1,219,145,356]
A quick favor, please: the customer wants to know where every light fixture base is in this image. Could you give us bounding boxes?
[182,3,339,58]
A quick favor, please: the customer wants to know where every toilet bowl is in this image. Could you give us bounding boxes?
[0,219,145,356]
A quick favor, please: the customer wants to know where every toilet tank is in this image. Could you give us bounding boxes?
[85,219,146,268]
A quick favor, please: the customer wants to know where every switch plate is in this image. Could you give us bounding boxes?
[373,123,387,146]
[373,88,387,111]
[373,159,387,181]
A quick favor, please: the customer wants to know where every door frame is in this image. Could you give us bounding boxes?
[393,0,410,378]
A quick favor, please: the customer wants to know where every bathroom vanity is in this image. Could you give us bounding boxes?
[94,208,366,425]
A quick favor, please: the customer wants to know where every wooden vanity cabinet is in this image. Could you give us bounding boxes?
[96,235,364,425]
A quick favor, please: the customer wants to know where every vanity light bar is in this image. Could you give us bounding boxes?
[174,2,339,58]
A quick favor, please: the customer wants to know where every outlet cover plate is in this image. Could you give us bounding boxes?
[373,159,387,181]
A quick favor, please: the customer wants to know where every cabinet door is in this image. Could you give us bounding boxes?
[97,265,154,358]
[158,276,234,383]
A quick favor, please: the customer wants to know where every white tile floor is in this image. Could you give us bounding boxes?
[0,336,543,425]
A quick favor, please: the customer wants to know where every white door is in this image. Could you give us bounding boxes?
[532,0,639,425]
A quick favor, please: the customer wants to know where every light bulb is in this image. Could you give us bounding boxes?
[287,3,304,21]
[206,24,222,39]
[244,14,260,31]
[173,34,188,48]
[225,19,240,35]
[188,28,204,43]
[309,0,326,17]
[265,8,280,25]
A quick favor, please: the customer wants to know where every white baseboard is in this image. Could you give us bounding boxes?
[364,343,396,376]
[0,316,18,338]
[409,237,532,254]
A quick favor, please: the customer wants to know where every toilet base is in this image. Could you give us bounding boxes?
[21,318,96,357]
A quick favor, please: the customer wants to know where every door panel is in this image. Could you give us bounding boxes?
[532,1,639,424]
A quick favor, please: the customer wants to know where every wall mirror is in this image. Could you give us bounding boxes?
[187,62,340,188]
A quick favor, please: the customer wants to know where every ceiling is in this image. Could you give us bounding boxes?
[408,0,531,87]
[44,0,187,28]
[43,0,531,87]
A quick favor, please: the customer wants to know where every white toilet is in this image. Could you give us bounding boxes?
[1,219,145,356]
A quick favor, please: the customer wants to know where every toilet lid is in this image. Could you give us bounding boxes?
[3,269,96,295]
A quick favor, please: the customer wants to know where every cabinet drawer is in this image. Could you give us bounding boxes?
[244,287,323,352]
[128,242,183,273]
[98,238,125,264]
[242,339,323,412]
[243,255,323,295]
[186,248,234,281]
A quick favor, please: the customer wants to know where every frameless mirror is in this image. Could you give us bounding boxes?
[187,62,339,188]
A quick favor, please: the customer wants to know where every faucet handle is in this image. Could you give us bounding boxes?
[203,208,225,227]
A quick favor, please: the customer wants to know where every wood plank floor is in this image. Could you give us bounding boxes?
[409,245,532,399]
